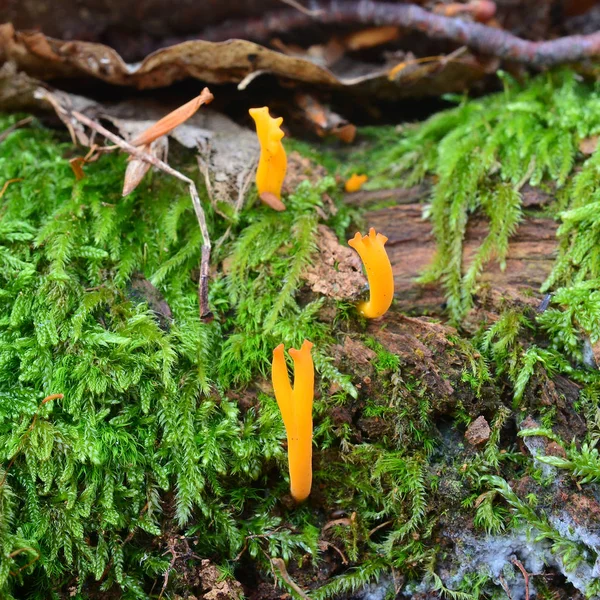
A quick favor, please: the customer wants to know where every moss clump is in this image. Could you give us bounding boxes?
[3,66,600,600]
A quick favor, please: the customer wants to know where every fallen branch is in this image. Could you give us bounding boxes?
[199,1,600,67]
[69,110,213,320]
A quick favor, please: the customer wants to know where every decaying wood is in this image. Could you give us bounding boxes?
[365,197,558,313]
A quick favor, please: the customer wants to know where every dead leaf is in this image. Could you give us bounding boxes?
[122,138,168,196]
[34,87,99,145]
[0,23,488,99]
[93,97,256,212]
[69,157,86,180]
[322,517,352,532]
[295,92,356,143]
[130,88,214,147]
[343,26,400,51]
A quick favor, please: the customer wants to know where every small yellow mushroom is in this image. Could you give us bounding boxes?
[272,340,314,502]
[348,228,394,318]
[344,173,368,193]
[249,107,287,211]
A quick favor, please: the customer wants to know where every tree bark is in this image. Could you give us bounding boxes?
[362,186,558,314]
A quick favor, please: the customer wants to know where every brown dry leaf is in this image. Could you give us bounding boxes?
[0,62,40,111]
[0,23,488,99]
[295,92,356,143]
[123,138,168,196]
[31,82,257,213]
[130,88,214,147]
[343,26,400,51]
[69,157,86,180]
[104,99,258,211]
[322,517,353,531]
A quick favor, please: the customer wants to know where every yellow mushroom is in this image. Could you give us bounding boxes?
[348,228,394,318]
[344,173,368,193]
[249,107,287,211]
[272,340,314,502]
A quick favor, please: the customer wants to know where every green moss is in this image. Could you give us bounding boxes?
[363,336,401,374]
[4,66,600,599]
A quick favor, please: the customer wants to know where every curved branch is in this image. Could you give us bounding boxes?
[199,1,600,67]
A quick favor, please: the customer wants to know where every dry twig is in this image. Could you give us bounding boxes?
[0,178,23,199]
[511,557,530,600]
[498,573,513,600]
[271,557,311,600]
[199,1,600,67]
[0,116,33,144]
[8,547,40,577]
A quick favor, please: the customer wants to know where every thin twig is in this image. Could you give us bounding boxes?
[271,558,311,600]
[320,540,348,565]
[70,110,213,320]
[511,558,530,600]
[158,537,178,600]
[234,528,284,561]
[278,0,323,17]
[367,519,393,538]
[8,546,40,576]
[198,1,600,67]
[0,117,33,144]
[0,178,23,200]
[498,573,513,600]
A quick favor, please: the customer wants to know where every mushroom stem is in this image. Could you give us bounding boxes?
[272,340,314,502]
[348,228,394,318]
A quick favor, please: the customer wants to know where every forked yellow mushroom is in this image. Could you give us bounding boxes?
[348,228,394,318]
[272,340,314,502]
[249,107,287,211]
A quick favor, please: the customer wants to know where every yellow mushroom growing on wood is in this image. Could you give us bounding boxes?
[344,173,368,193]
[249,107,287,211]
[348,228,394,318]
[271,340,314,502]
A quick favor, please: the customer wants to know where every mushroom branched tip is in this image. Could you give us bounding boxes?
[348,228,394,319]
[271,340,314,503]
[249,106,287,208]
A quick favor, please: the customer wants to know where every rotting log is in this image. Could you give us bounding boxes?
[362,187,558,313]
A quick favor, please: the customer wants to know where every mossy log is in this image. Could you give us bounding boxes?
[360,185,558,314]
